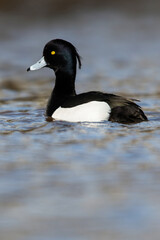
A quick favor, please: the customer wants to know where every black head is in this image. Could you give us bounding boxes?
[27,39,81,72]
[43,39,81,71]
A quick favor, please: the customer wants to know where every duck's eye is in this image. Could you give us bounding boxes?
[51,51,55,55]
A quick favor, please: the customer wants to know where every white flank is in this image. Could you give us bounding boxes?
[29,56,47,71]
[52,101,111,122]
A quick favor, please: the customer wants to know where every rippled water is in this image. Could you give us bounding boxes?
[1,8,160,240]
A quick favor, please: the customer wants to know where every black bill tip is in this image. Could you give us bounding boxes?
[27,67,30,72]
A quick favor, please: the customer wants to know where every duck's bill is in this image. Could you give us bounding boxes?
[27,56,47,71]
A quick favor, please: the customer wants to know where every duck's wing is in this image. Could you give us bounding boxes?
[103,94,148,123]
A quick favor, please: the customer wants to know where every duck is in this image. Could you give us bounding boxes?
[27,39,148,123]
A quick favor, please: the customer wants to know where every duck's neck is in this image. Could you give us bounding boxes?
[54,69,76,96]
[46,68,76,116]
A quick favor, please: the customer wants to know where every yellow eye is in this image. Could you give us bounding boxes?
[51,51,55,55]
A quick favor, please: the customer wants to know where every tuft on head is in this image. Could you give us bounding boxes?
[75,50,82,69]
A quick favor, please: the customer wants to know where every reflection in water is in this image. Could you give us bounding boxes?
[1,5,160,240]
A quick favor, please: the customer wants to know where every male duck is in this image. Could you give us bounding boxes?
[27,39,148,123]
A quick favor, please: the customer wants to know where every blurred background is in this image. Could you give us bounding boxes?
[2,0,160,16]
[1,1,160,240]
[1,0,160,93]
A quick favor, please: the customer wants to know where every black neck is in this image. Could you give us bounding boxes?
[46,67,76,116]
[54,69,76,96]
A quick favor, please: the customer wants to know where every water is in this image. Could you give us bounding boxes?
[1,7,160,240]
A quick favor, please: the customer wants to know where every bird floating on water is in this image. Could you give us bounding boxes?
[27,39,148,124]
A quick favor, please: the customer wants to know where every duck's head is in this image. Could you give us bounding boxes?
[27,39,81,73]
